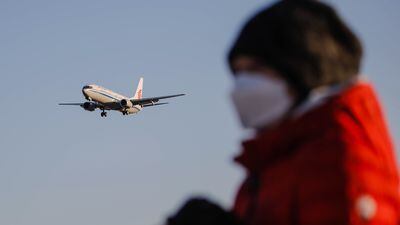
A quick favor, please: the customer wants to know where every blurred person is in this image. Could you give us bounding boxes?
[166,1,400,225]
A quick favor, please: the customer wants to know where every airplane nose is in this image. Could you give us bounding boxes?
[82,86,90,97]
[82,85,91,93]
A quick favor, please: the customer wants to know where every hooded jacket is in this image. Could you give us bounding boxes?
[233,82,400,225]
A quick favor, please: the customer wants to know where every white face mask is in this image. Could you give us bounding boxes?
[230,72,294,129]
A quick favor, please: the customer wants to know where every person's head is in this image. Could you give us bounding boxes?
[228,0,363,130]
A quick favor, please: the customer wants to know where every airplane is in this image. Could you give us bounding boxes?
[59,77,185,117]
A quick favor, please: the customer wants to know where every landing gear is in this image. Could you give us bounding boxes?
[100,111,107,117]
[122,111,128,115]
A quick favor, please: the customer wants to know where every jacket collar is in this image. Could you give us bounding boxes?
[293,77,360,117]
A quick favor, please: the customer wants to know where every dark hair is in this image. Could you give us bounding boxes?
[228,0,363,98]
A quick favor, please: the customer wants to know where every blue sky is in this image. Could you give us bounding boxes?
[0,1,399,225]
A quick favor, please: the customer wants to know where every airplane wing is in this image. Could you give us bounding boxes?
[130,94,185,106]
[59,102,105,109]
[59,103,84,106]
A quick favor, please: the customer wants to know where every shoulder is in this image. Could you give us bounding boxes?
[294,81,395,168]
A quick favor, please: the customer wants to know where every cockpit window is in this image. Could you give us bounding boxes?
[83,85,92,89]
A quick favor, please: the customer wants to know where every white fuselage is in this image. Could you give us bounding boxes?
[82,84,142,114]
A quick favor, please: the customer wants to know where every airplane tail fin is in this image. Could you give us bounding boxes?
[132,77,143,100]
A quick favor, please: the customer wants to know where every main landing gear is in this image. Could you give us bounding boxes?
[122,111,128,115]
[100,111,107,117]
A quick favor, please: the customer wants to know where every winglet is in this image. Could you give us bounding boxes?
[132,77,143,100]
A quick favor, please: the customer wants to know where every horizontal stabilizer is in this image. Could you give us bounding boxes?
[142,102,169,107]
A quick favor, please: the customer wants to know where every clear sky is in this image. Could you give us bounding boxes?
[0,1,399,225]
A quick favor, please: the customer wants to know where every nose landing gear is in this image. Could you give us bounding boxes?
[100,111,107,117]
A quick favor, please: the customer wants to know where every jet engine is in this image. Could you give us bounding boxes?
[120,99,133,108]
[82,102,97,111]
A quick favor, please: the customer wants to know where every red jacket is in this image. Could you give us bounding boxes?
[233,82,400,225]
